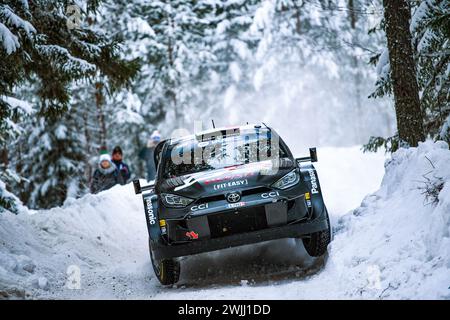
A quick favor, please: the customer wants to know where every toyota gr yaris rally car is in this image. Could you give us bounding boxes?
[133,124,331,285]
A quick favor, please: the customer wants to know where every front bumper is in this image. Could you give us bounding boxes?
[151,217,329,260]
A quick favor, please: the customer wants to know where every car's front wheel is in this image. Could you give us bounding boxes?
[302,209,331,257]
[149,240,180,285]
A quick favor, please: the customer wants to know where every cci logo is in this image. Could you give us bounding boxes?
[261,191,279,199]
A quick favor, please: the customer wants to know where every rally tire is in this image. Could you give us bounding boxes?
[302,210,331,257]
[149,241,180,285]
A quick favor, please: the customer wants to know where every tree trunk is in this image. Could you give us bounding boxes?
[348,0,357,29]
[0,148,8,167]
[95,81,107,149]
[167,15,181,128]
[292,1,305,35]
[348,0,363,143]
[383,0,425,147]
[83,112,92,185]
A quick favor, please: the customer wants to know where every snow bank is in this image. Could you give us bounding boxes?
[327,140,450,299]
[0,185,148,299]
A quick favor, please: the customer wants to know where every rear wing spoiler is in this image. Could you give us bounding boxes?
[133,179,155,195]
[296,147,318,163]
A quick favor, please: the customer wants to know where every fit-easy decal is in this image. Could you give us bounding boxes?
[213,179,249,190]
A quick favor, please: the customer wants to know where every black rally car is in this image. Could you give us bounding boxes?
[133,124,331,285]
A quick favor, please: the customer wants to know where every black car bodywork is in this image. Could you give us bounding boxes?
[134,124,331,285]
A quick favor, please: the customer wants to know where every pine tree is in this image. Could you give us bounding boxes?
[0,1,37,144]
[366,0,448,151]
[411,0,449,141]
[69,82,104,184]
[1,0,139,138]
[17,115,87,209]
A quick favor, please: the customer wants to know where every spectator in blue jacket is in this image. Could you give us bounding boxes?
[111,146,131,183]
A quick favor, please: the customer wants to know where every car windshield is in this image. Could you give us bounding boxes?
[162,129,288,178]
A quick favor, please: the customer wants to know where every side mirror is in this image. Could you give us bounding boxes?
[309,147,318,162]
[296,147,318,163]
[133,179,155,194]
[153,140,165,168]
[133,179,141,194]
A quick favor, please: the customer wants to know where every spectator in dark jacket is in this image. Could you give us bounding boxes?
[111,146,131,183]
[90,153,124,194]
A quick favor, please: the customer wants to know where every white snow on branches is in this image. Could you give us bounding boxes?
[0,4,36,54]
[0,23,19,54]
[3,96,33,114]
[376,48,390,79]
[35,45,97,75]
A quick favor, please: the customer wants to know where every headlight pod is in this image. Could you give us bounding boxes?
[272,169,300,190]
[161,193,194,208]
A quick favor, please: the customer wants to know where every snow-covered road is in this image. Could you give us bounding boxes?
[1,143,449,299]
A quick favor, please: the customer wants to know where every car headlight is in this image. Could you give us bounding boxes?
[161,193,194,208]
[272,169,300,190]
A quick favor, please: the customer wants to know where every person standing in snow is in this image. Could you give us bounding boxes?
[111,146,131,183]
[139,130,161,182]
[90,153,124,194]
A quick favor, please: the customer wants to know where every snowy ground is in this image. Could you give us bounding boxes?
[1,143,449,299]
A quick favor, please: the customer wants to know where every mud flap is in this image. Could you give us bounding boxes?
[142,191,161,241]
